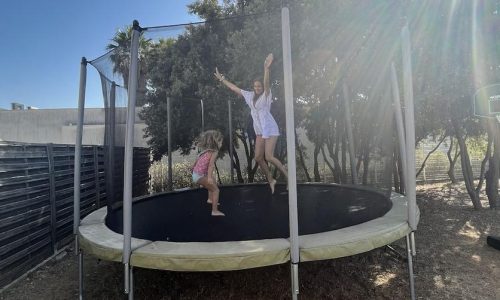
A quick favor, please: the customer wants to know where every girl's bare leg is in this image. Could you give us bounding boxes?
[264,136,288,179]
[198,177,224,216]
[255,135,276,193]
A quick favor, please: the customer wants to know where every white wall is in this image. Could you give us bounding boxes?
[0,108,148,147]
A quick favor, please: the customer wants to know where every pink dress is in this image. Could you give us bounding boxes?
[192,150,213,183]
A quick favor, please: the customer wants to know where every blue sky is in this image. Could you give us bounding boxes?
[0,0,200,109]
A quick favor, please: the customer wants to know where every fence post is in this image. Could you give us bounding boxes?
[93,145,101,208]
[46,143,57,253]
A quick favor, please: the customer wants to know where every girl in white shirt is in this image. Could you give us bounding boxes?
[215,53,287,194]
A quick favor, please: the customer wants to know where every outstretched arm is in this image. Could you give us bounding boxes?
[263,53,273,96]
[214,67,242,97]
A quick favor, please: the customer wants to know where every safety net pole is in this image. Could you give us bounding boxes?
[123,20,141,297]
[402,26,417,300]
[281,6,299,299]
[107,82,116,203]
[401,27,417,234]
[200,99,205,132]
[74,57,87,241]
[74,56,87,300]
[167,96,173,191]
[390,63,408,189]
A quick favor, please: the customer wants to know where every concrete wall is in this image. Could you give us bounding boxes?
[0,108,148,147]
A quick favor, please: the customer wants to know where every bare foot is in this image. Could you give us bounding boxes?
[211,210,225,217]
[269,179,277,194]
[207,199,220,206]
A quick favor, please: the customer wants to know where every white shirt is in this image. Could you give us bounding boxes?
[241,89,280,139]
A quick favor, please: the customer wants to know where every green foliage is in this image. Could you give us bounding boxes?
[466,135,489,157]
[149,160,194,192]
[149,156,325,192]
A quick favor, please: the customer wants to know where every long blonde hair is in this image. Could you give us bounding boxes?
[196,130,223,151]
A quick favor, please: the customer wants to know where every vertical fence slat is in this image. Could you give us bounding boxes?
[93,145,101,208]
[46,144,57,253]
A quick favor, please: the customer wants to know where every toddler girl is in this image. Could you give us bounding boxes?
[192,130,225,216]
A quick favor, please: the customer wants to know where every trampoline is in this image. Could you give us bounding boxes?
[78,183,418,271]
[74,4,420,299]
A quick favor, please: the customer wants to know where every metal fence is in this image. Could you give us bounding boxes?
[415,154,486,183]
[0,142,149,289]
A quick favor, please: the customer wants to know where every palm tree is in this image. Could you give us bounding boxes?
[106,26,151,105]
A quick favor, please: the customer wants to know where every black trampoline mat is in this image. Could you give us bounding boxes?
[106,183,392,242]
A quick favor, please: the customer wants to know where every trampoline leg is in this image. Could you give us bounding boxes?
[410,231,416,256]
[291,263,299,300]
[78,249,83,300]
[128,266,134,300]
[406,235,416,300]
[75,235,79,256]
[124,263,130,295]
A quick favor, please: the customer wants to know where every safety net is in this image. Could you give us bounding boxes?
[85,0,414,223]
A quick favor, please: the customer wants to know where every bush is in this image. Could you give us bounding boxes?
[149,159,194,192]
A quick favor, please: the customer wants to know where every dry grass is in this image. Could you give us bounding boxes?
[1,183,498,300]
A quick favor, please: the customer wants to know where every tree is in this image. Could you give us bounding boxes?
[140,0,262,182]
[106,26,151,105]
[107,0,500,203]
[406,0,500,209]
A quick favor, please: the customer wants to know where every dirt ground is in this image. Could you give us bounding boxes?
[1,183,499,300]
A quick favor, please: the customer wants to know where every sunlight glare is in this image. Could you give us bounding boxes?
[374,272,396,286]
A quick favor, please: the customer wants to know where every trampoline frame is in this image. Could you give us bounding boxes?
[78,190,418,272]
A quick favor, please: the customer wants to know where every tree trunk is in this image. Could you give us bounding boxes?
[248,163,259,183]
[356,156,362,176]
[296,140,311,182]
[236,132,256,182]
[313,144,321,182]
[452,120,482,209]
[485,158,498,209]
[328,136,342,183]
[231,145,244,183]
[447,137,458,183]
[485,120,500,209]
[341,134,348,183]
[362,150,370,185]
[477,133,492,194]
[336,108,346,183]
[392,144,404,193]
[416,133,447,178]
[321,146,335,182]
